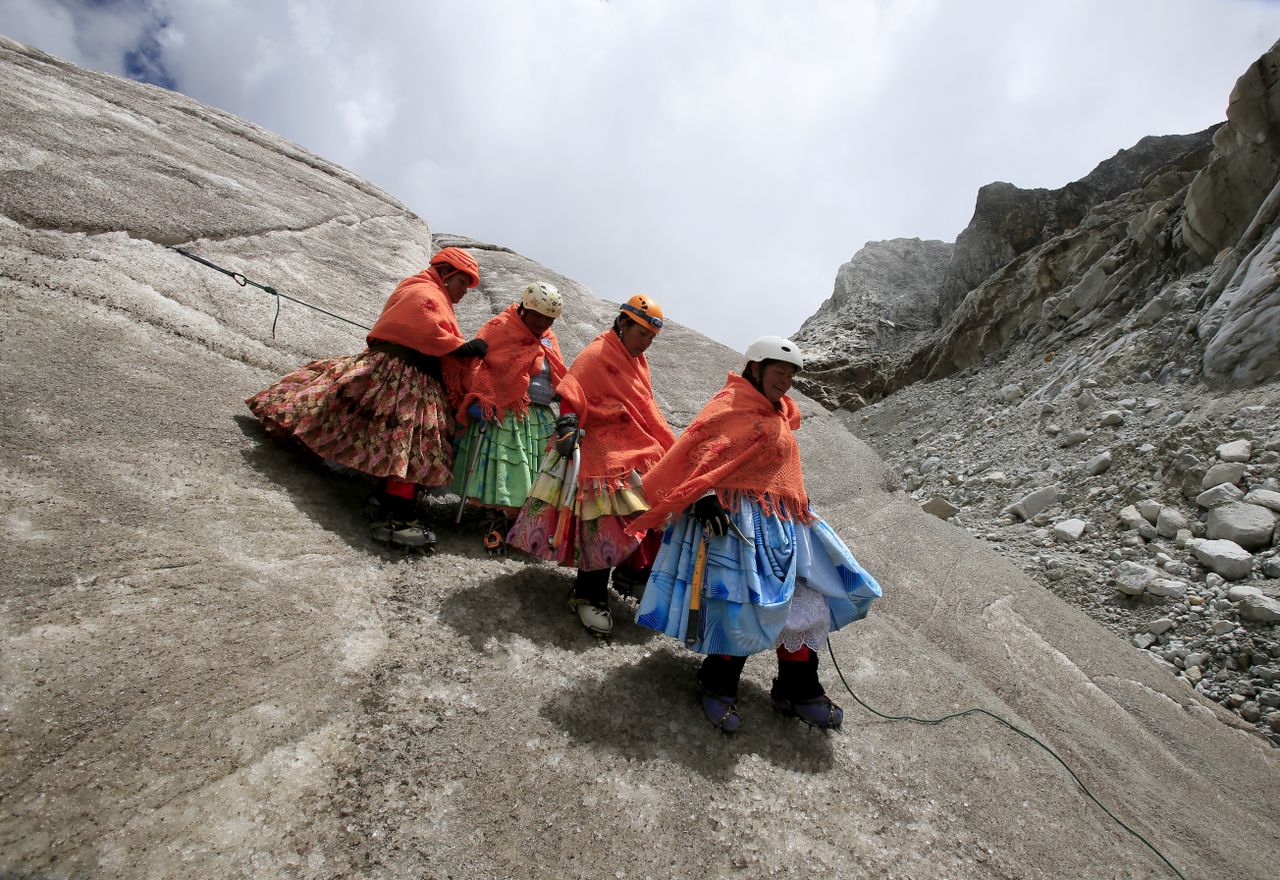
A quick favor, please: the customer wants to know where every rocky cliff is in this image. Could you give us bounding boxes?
[798,44,1280,409]
[793,238,952,379]
[3,36,1279,880]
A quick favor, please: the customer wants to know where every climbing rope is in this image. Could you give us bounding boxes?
[825,643,1187,880]
[170,247,372,337]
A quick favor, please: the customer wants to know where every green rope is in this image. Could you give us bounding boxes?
[171,247,372,337]
[825,643,1187,880]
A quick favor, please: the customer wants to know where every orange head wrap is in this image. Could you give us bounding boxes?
[429,246,481,287]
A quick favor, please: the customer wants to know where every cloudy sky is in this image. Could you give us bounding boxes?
[3,1,1279,350]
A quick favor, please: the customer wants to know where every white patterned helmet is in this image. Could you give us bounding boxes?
[520,282,562,318]
[744,335,803,369]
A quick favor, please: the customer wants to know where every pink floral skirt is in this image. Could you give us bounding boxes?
[246,349,454,486]
[505,451,661,571]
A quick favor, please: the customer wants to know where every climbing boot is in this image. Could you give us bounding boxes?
[568,594,613,637]
[569,569,613,638]
[697,654,746,734]
[771,649,843,730]
[770,691,843,730]
[371,518,435,549]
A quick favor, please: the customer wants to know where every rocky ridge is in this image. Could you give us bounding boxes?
[792,238,953,380]
[795,129,1220,410]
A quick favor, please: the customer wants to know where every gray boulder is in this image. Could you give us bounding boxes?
[1239,595,1280,624]
[1217,439,1254,462]
[1245,488,1280,513]
[1118,505,1158,541]
[1202,462,1246,490]
[1191,539,1255,580]
[1197,482,1246,508]
[1227,584,1264,602]
[922,497,960,521]
[1059,429,1090,448]
[1005,486,1059,521]
[1156,507,1189,539]
[1053,518,1088,542]
[1206,502,1278,551]
[1147,579,1189,599]
[1135,499,1162,524]
[1086,450,1114,475]
[998,383,1025,403]
[1113,561,1158,596]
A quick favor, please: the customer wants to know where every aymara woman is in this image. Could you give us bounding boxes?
[507,295,676,638]
[630,335,881,732]
[246,246,488,549]
[451,282,567,550]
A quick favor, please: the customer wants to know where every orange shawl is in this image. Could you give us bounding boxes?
[630,373,811,532]
[367,267,468,400]
[457,304,567,425]
[367,268,467,357]
[557,329,676,482]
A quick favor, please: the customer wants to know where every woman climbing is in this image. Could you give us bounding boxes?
[507,295,676,638]
[451,282,567,551]
[630,335,881,732]
[246,246,488,550]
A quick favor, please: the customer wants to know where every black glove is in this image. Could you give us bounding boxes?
[451,338,488,358]
[691,493,731,538]
[554,414,581,458]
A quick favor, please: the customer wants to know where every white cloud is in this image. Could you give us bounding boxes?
[1,0,78,60]
[3,0,1280,350]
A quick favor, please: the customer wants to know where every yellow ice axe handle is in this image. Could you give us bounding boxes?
[685,535,708,646]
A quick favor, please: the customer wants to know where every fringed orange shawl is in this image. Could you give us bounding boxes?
[367,268,467,357]
[630,372,811,532]
[367,267,468,401]
[557,330,676,482]
[456,304,567,425]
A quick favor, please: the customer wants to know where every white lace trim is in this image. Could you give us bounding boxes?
[776,583,830,653]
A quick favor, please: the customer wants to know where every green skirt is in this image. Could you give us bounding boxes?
[450,404,556,512]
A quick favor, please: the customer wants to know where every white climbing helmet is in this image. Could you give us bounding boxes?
[520,282,563,318]
[744,335,803,369]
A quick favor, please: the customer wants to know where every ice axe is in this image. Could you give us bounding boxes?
[548,432,583,552]
[454,418,489,525]
[685,532,709,646]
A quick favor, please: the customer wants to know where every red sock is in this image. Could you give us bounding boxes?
[776,645,813,663]
[384,478,416,499]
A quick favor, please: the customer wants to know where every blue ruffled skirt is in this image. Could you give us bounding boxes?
[635,498,881,656]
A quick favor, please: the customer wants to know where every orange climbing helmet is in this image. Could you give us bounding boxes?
[619,294,664,333]
[429,246,480,288]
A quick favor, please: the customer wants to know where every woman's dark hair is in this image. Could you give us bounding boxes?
[743,359,786,411]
